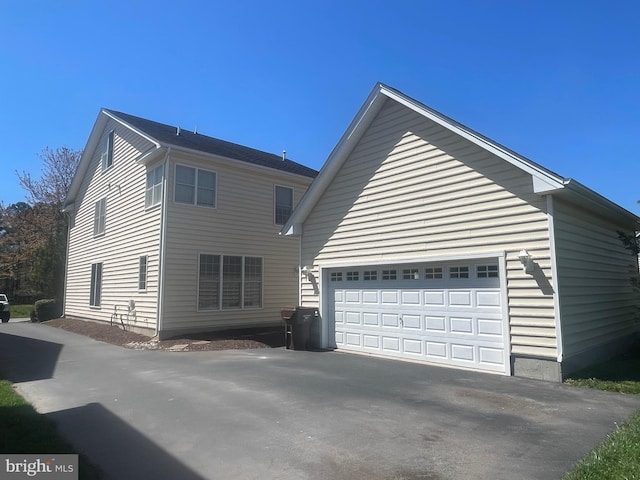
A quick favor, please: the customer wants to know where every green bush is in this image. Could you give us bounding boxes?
[34,299,60,322]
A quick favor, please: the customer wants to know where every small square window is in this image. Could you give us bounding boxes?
[364,270,377,281]
[425,267,443,279]
[403,268,419,280]
[346,271,359,281]
[330,272,343,282]
[477,265,499,278]
[382,269,397,280]
[450,266,469,279]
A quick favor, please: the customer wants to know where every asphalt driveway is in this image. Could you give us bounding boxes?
[1,322,639,480]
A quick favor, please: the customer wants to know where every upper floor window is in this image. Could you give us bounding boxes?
[101,131,114,171]
[94,198,106,236]
[175,165,216,207]
[146,164,163,208]
[274,185,293,225]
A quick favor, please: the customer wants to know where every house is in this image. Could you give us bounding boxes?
[63,109,317,339]
[282,83,640,381]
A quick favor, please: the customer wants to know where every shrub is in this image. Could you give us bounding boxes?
[33,299,60,322]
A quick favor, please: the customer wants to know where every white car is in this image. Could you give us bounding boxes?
[0,294,9,322]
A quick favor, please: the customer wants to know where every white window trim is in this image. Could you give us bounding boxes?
[274,185,294,226]
[94,198,106,237]
[197,253,264,312]
[174,164,217,208]
[101,130,114,172]
[139,255,148,291]
[145,164,164,209]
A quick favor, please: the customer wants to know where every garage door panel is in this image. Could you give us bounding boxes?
[450,317,473,334]
[381,291,399,304]
[424,291,445,306]
[426,316,447,332]
[449,291,472,307]
[363,312,379,326]
[451,343,475,362]
[382,313,400,327]
[330,259,507,374]
[401,291,421,305]
[382,336,400,352]
[402,314,421,330]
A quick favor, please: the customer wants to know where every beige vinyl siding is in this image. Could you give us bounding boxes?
[301,98,557,358]
[553,197,639,358]
[160,150,310,336]
[65,118,162,331]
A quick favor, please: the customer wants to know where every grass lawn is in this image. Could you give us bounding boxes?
[0,380,100,479]
[8,304,32,319]
[563,346,640,479]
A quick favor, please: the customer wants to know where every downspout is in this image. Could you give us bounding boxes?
[61,209,73,318]
[155,148,171,337]
[547,195,564,365]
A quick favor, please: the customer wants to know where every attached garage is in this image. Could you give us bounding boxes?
[282,83,640,381]
[327,259,508,373]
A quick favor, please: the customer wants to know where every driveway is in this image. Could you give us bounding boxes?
[1,322,639,480]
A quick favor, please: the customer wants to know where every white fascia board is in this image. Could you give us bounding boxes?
[102,110,162,149]
[281,85,388,235]
[378,85,566,194]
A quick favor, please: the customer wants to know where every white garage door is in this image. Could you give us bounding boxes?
[328,260,507,373]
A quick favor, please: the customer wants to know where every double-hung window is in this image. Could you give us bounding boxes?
[101,131,114,171]
[274,186,293,225]
[90,263,103,306]
[138,256,148,290]
[175,165,216,207]
[145,165,163,208]
[94,198,106,236]
[198,254,263,310]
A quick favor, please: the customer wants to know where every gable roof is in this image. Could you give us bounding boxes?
[64,109,318,210]
[282,82,639,235]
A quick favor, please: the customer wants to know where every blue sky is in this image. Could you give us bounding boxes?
[1,0,638,213]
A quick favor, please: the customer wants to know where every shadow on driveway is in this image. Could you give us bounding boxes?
[0,332,63,383]
[48,402,206,480]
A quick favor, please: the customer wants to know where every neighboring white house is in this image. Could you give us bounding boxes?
[63,109,317,339]
[282,83,640,381]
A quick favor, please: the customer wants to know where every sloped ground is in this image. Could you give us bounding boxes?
[44,317,285,352]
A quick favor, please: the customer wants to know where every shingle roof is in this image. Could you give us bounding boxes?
[104,109,318,179]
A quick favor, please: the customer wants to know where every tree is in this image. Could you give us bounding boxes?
[0,147,81,302]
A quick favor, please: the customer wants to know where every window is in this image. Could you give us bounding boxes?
[346,271,359,281]
[477,265,499,278]
[450,266,469,279]
[138,256,148,290]
[198,254,263,310]
[145,165,163,208]
[330,272,343,282]
[222,256,242,309]
[90,263,103,306]
[403,268,419,280]
[175,165,216,207]
[364,270,377,281]
[382,269,397,280]
[94,198,106,236]
[275,186,294,225]
[199,254,221,310]
[425,267,443,279]
[243,257,263,308]
[101,131,114,171]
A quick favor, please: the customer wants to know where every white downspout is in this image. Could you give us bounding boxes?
[547,195,564,364]
[155,148,171,337]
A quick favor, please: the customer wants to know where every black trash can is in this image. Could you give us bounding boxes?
[281,306,318,350]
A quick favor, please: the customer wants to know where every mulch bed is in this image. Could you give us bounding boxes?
[43,317,285,352]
